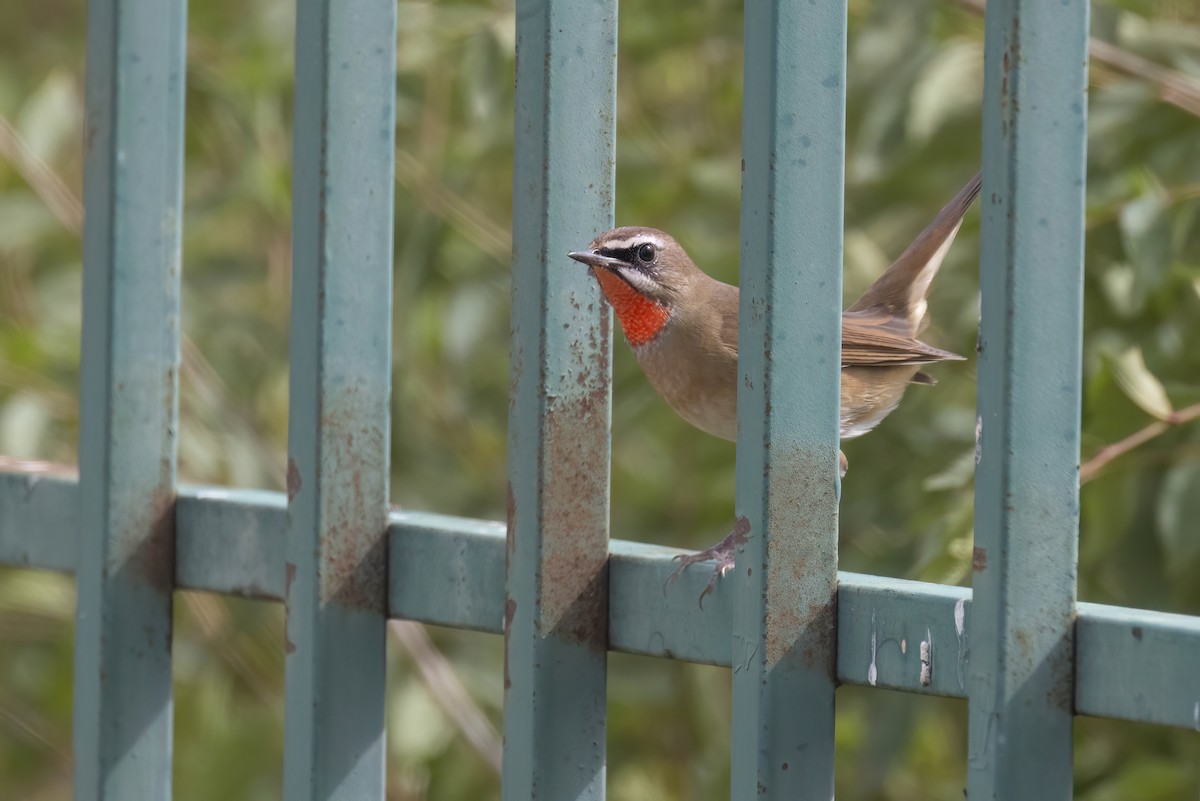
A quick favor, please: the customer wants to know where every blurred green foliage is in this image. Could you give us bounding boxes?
[2,0,1200,798]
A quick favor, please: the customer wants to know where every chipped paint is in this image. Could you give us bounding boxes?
[920,629,933,687]
[955,597,968,690]
[868,610,878,686]
[734,637,760,674]
[972,546,988,572]
[975,416,983,464]
[286,458,301,502]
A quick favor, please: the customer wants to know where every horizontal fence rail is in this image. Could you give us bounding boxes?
[5,0,1200,796]
[4,471,1199,733]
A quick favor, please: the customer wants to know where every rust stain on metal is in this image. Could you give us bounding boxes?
[1001,51,1010,106]
[503,598,517,690]
[506,482,516,558]
[732,515,751,546]
[1045,677,1074,713]
[1014,627,1032,661]
[1044,631,1075,714]
[284,562,298,654]
[799,594,838,672]
[287,458,302,502]
[759,448,839,671]
[133,482,177,599]
[537,330,610,653]
[972,546,988,572]
[318,403,388,612]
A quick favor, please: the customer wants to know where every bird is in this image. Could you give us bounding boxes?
[568,172,981,600]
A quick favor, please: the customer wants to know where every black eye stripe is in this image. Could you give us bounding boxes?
[598,244,657,268]
[598,246,639,263]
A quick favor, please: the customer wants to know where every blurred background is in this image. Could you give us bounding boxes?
[2,0,1199,798]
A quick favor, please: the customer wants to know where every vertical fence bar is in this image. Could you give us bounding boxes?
[72,0,187,797]
[283,0,397,797]
[731,0,846,798]
[503,0,617,797]
[968,0,1088,798]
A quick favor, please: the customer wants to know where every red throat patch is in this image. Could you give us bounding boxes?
[592,268,671,347]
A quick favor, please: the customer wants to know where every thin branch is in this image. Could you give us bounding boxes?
[955,0,1200,120]
[0,116,83,234]
[395,148,512,264]
[389,620,503,774]
[1080,401,1200,484]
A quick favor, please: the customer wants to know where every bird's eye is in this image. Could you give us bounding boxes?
[637,243,655,263]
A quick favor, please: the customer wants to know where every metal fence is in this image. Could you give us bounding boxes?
[1,0,1198,799]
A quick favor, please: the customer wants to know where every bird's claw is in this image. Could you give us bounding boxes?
[662,536,738,608]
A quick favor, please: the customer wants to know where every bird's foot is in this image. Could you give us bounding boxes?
[664,517,751,608]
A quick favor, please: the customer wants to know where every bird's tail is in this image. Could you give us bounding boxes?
[846,172,982,334]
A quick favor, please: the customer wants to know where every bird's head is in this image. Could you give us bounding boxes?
[568,227,698,347]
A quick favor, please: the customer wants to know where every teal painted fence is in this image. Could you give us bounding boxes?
[1,0,1198,799]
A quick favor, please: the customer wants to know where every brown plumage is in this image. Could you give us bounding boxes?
[568,173,981,596]
[570,172,980,449]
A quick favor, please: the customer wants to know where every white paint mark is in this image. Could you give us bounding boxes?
[975,416,983,464]
[732,637,759,674]
[1193,701,1199,732]
[920,628,933,687]
[901,638,907,654]
[954,597,968,690]
[867,610,878,686]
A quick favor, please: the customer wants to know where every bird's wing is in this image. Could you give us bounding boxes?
[846,172,982,335]
[841,308,964,367]
[707,268,962,367]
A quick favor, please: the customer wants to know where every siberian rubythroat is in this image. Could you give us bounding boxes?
[568,173,981,597]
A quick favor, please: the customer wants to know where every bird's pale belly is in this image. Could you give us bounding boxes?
[840,365,921,439]
[632,330,738,441]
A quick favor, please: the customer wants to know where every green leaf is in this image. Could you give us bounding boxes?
[1118,188,1174,302]
[1156,457,1200,568]
[15,70,79,162]
[0,393,50,458]
[1111,345,1173,420]
[906,41,983,143]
